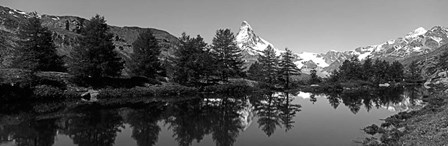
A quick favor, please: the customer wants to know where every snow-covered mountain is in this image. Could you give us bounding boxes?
[235,21,284,55]
[235,21,448,76]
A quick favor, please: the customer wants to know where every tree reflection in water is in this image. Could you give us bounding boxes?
[251,92,302,136]
[127,103,165,146]
[0,86,427,146]
[0,118,57,146]
[61,109,124,146]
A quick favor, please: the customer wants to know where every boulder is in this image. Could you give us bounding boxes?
[81,89,99,102]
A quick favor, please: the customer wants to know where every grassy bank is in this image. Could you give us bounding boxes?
[362,91,448,146]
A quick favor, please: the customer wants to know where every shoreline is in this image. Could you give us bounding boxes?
[362,91,448,146]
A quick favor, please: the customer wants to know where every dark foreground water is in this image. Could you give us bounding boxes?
[0,87,426,146]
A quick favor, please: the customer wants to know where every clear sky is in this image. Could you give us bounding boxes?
[1,0,448,53]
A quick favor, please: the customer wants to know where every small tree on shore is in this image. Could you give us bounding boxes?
[278,48,301,89]
[309,69,321,84]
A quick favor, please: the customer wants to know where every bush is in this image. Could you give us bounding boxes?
[202,81,255,94]
[97,83,198,99]
[70,76,160,88]
[33,85,64,100]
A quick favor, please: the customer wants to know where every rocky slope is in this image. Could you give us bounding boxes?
[0,5,179,70]
[235,21,448,76]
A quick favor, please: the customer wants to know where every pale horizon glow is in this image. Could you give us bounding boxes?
[1,0,447,53]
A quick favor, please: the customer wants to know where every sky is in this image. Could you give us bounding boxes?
[1,0,448,53]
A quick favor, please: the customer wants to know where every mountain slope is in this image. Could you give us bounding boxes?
[0,5,179,70]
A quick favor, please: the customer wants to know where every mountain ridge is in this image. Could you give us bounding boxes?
[235,21,448,76]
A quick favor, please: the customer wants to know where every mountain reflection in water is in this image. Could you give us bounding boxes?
[0,86,427,146]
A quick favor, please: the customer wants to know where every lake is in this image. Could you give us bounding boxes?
[0,86,426,146]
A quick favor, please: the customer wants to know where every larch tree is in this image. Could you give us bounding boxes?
[278,48,301,89]
[258,45,280,85]
[211,29,245,81]
[173,33,216,86]
[407,60,421,80]
[13,16,64,72]
[247,61,264,81]
[309,69,320,84]
[128,30,164,79]
[68,15,123,79]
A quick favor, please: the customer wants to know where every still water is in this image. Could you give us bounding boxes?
[0,87,426,146]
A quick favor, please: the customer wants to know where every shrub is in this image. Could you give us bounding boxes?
[97,84,198,99]
[33,85,64,100]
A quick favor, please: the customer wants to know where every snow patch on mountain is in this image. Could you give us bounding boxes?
[405,27,427,39]
[295,52,329,68]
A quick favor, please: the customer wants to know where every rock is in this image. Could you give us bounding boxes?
[81,89,99,102]
[364,124,380,135]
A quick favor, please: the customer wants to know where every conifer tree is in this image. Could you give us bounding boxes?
[389,61,404,82]
[128,30,164,79]
[407,60,421,80]
[309,69,321,84]
[362,57,374,81]
[211,29,245,81]
[258,45,279,85]
[372,59,389,83]
[278,48,301,89]
[173,33,216,86]
[247,61,264,81]
[68,15,123,79]
[13,16,64,72]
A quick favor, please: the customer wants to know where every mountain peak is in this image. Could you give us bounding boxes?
[241,21,251,27]
[405,27,427,39]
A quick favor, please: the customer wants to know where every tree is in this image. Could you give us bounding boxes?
[173,33,216,86]
[12,16,64,72]
[258,45,279,85]
[211,29,245,81]
[309,69,321,84]
[68,15,123,79]
[372,59,390,83]
[338,57,362,81]
[389,61,404,82]
[247,61,264,81]
[407,60,421,80]
[362,57,374,81]
[278,48,301,89]
[327,69,340,83]
[128,30,164,79]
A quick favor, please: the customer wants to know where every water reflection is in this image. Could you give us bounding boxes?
[0,86,427,146]
[299,86,425,113]
[61,110,124,146]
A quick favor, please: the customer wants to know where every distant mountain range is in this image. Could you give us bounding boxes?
[235,21,448,76]
[1,5,448,77]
